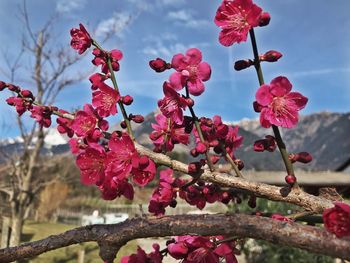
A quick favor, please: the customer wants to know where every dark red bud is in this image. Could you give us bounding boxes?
[190,148,199,157]
[253,139,266,152]
[253,101,263,113]
[285,174,297,185]
[296,152,313,164]
[120,120,127,129]
[234,59,254,71]
[122,95,133,105]
[7,84,20,92]
[261,50,283,62]
[188,162,202,174]
[185,98,194,107]
[288,153,298,163]
[0,81,7,91]
[149,58,169,73]
[131,114,144,123]
[20,90,35,100]
[259,12,271,27]
[234,159,244,170]
[210,155,221,165]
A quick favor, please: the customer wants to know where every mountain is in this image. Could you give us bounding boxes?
[1,112,349,171]
[131,111,350,171]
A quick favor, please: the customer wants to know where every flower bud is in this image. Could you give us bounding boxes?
[138,156,150,169]
[253,101,262,112]
[296,152,313,164]
[260,50,283,62]
[259,12,271,27]
[188,162,202,174]
[7,84,20,92]
[234,159,244,170]
[20,90,35,100]
[285,174,297,186]
[248,195,256,208]
[120,120,127,129]
[234,59,254,71]
[185,98,194,107]
[210,155,221,164]
[0,81,7,91]
[190,148,199,157]
[131,114,144,123]
[122,95,133,105]
[149,58,170,73]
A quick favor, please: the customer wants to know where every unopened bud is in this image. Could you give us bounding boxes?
[120,120,127,129]
[260,50,283,62]
[7,84,20,92]
[185,98,194,107]
[188,162,202,174]
[190,148,199,157]
[195,142,207,154]
[296,152,313,164]
[149,58,170,73]
[253,101,262,113]
[0,81,7,91]
[210,155,221,164]
[234,59,254,71]
[138,156,149,169]
[248,195,257,208]
[234,159,244,170]
[259,12,271,27]
[285,174,297,186]
[122,95,133,105]
[131,114,144,123]
[21,90,35,100]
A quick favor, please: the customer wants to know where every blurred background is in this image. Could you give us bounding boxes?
[0,1,349,262]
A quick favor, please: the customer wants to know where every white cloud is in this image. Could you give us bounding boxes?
[56,0,86,13]
[95,13,132,38]
[142,33,210,58]
[166,9,210,28]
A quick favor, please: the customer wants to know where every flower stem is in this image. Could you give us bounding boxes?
[219,142,243,178]
[92,39,134,139]
[185,87,214,172]
[249,29,296,182]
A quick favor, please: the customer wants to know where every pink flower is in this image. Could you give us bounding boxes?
[92,82,120,117]
[70,24,92,54]
[76,147,106,185]
[170,48,211,96]
[158,82,188,125]
[254,76,308,128]
[29,106,52,128]
[132,156,156,187]
[148,168,184,216]
[89,73,108,90]
[214,0,263,46]
[323,202,350,238]
[6,96,32,116]
[99,176,134,200]
[71,104,97,137]
[57,110,74,138]
[150,113,190,152]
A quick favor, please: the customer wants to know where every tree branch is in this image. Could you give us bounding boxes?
[0,214,349,262]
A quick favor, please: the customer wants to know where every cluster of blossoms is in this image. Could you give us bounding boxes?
[122,236,238,263]
[148,169,238,216]
[1,0,350,262]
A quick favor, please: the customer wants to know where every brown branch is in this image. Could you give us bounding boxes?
[0,214,349,262]
[135,143,333,212]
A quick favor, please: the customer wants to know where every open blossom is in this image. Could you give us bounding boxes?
[323,202,350,238]
[150,113,190,152]
[254,76,308,128]
[76,147,106,185]
[148,168,184,216]
[158,82,188,125]
[107,132,156,187]
[70,24,92,54]
[214,0,263,46]
[29,106,53,128]
[92,82,120,117]
[71,104,98,137]
[170,48,211,96]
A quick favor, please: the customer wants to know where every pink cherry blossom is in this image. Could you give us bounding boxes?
[150,113,190,152]
[121,244,163,263]
[76,147,106,185]
[255,76,308,128]
[214,0,263,46]
[71,104,97,137]
[29,106,52,128]
[158,82,188,125]
[70,24,92,54]
[92,82,120,117]
[170,48,211,96]
[323,202,350,238]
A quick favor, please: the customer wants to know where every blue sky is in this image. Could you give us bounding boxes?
[0,0,349,137]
